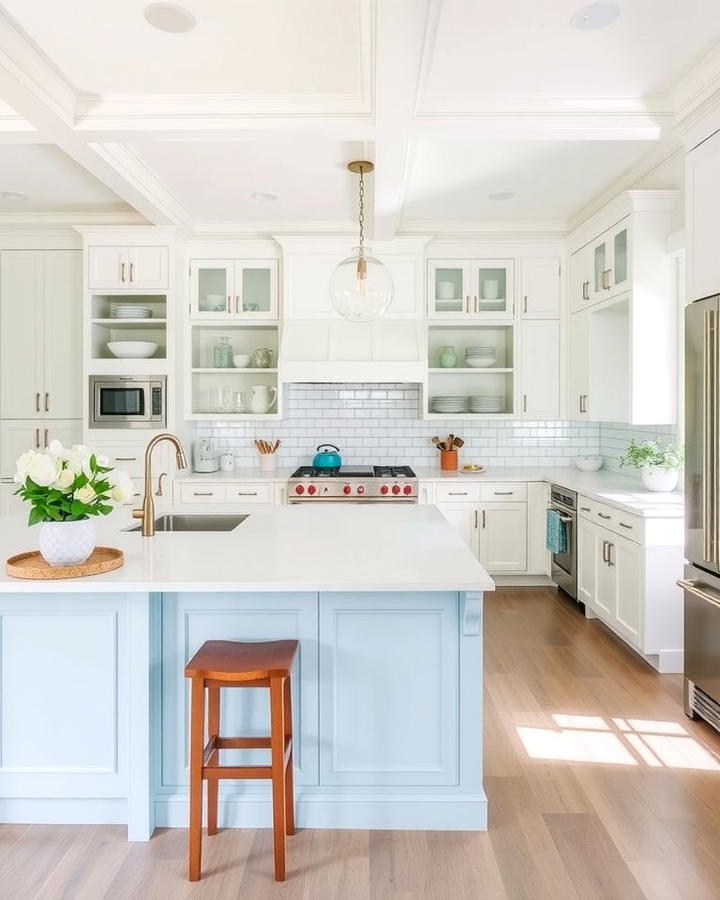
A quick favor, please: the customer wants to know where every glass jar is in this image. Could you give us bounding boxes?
[439,345,458,368]
[213,336,233,369]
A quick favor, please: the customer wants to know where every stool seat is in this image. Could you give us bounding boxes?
[185,639,298,681]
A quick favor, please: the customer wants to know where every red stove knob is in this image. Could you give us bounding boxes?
[343,484,352,495]
[307,484,317,495]
[356,484,365,495]
[403,484,413,495]
[392,484,401,495]
[295,484,305,495]
[380,484,389,495]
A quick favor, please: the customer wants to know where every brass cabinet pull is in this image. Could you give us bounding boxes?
[235,295,240,314]
[121,261,125,282]
[465,295,470,314]
[448,491,468,496]
[474,509,478,528]
[598,512,611,519]
[494,491,513,495]
[582,281,589,301]
[523,295,528,314]
[473,296,478,313]
[607,542,614,566]
[619,522,633,529]
[43,428,48,447]
[236,491,258,496]
[44,392,49,413]
[115,456,137,461]
[522,394,527,413]
[602,539,608,563]
[35,392,40,412]
[580,506,591,512]
[129,262,134,282]
[481,509,486,528]
[192,491,215,497]
[35,428,40,449]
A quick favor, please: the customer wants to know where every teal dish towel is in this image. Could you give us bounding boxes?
[546,509,567,554]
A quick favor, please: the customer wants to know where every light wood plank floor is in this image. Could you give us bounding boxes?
[3,587,720,899]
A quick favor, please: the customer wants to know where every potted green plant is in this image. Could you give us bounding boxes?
[619,439,684,492]
[14,440,133,566]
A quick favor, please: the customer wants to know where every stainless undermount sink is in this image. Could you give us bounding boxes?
[125,514,249,533]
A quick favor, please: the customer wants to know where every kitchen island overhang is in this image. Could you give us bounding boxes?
[0,504,493,838]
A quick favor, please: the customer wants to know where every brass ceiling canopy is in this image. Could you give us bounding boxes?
[347,160,374,174]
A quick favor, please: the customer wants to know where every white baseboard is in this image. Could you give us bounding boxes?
[0,798,127,825]
[651,649,684,674]
[492,575,555,587]
[155,792,488,831]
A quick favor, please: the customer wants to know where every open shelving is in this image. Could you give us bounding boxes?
[90,294,168,361]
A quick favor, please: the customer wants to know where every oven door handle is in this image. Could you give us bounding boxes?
[548,508,574,524]
[677,579,720,610]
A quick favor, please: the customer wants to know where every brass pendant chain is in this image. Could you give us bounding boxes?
[357,165,366,279]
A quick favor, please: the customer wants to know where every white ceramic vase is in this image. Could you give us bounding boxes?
[640,467,679,493]
[38,519,96,567]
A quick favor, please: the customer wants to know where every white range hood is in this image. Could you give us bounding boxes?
[278,319,426,383]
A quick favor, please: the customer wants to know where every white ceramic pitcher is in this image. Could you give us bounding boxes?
[249,384,277,413]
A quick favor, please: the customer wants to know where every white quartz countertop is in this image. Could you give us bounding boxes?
[0,504,495,593]
[415,467,685,518]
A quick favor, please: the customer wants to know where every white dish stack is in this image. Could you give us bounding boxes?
[465,346,496,368]
[112,306,152,319]
[469,395,505,413]
[431,396,468,414]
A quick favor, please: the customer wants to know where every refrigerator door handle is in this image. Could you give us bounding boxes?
[677,579,720,611]
[703,309,718,565]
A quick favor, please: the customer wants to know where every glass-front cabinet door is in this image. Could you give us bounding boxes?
[190,260,234,318]
[610,224,629,295]
[471,260,514,317]
[593,239,608,298]
[234,260,278,318]
[427,261,470,317]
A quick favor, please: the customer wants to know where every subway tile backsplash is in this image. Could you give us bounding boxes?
[599,422,678,473]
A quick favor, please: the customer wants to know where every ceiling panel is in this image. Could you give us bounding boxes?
[0,144,130,212]
[2,0,366,97]
[401,140,672,223]
[420,0,720,107]
[130,139,364,223]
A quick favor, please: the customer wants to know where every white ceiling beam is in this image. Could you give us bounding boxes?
[0,9,192,230]
[371,0,433,241]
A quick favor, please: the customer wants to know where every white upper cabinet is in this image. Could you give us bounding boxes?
[189,259,278,319]
[589,219,630,302]
[519,320,560,419]
[88,246,168,291]
[570,243,593,312]
[427,259,514,319]
[520,258,561,318]
[1,250,82,421]
[687,129,720,301]
[568,309,590,420]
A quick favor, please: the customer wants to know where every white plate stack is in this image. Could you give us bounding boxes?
[465,346,496,368]
[112,306,152,319]
[469,395,505,414]
[431,396,468,414]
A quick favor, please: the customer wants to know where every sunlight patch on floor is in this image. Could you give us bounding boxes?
[516,715,720,770]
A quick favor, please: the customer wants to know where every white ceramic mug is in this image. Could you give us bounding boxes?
[482,279,499,300]
[249,384,277,414]
[437,280,455,300]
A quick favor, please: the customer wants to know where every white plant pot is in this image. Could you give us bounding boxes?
[38,519,96,567]
[640,467,679,493]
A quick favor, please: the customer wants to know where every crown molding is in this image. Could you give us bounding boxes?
[567,189,678,253]
[399,218,569,239]
[0,211,147,226]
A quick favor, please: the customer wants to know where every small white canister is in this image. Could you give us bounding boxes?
[220,450,235,473]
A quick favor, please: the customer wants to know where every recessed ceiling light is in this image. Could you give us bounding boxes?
[0,191,29,201]
[252,191,278,202]
[144,3,196,33]
[488,191,514,201]
[570,2,620,30]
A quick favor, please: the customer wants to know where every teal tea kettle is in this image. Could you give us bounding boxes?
[313,443,342,468]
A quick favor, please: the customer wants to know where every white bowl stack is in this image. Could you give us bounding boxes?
[111,306,152,319]
[431,396,468,414]
[465,346,496,368]
[469,395,505,414]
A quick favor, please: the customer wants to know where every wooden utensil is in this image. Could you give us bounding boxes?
[453,437,465,448]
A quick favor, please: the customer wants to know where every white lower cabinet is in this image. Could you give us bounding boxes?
[577,495,682,671]
[438,502,478,553]
[0,419,82,480]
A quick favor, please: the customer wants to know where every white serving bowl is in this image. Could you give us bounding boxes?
[107,341,158,359]
[465,358,496,368]
[574,455,603,472]
[233,353,252,368]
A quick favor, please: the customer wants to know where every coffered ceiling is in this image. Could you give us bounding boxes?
[0,0,717,235]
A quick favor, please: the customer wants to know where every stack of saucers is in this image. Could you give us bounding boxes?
[431,396,468,414]
[465,347,496,368]
[112,306,152,319]
[469,395,505,414]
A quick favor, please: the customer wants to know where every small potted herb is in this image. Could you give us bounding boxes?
[14,441,133,566]
[619,439,684,492]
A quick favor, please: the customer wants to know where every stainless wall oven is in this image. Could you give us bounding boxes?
[89,375,166,428]
[549,485,578,601]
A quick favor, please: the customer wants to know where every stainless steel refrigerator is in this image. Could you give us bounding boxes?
[681,296,720,731]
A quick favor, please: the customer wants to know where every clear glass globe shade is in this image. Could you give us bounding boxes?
[329,251,394,323]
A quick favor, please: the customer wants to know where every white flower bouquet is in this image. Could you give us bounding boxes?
[14,440,133,527]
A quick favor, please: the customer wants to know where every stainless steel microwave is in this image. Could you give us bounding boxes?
[89,375,166,428]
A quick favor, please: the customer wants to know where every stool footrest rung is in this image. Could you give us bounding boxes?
[203,765,272,780]
[201,736,292,777]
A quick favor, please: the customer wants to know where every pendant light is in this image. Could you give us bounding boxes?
[329,161,394,322]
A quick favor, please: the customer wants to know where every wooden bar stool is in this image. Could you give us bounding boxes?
[184,639,298,882]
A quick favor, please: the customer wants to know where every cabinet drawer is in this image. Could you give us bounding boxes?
[480,483,527,502]
[179,484,225,504]
[578,497,643,543]
[224,483,272,504]
[434,483,481,503]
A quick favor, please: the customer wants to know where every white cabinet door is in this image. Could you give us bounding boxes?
[687,130,720,300]
[520,258,561,318]
[319,592,459,786]
[577,517,598,608]
[127,246,169,290]
[383,255,423,318]
[519,320,560,419]
[189,259,234,317]
[0,250,44,419]
[234,260,278,318]
[0,420,42,478]
[427,260,471,318]
[43,420,83,452]
[570,245,592,313]
[479,503,527,572]
[607,221,630,297]
[610,534,642,646]
[594,533,616,620]
[43,251,82,420]
[568,309,590,420]
[87,246,126,290]
[436,502,479,555]
[470,259,514,318]
[0,481,25,516]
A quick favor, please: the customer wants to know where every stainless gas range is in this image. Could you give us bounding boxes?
[288,465,418,503]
